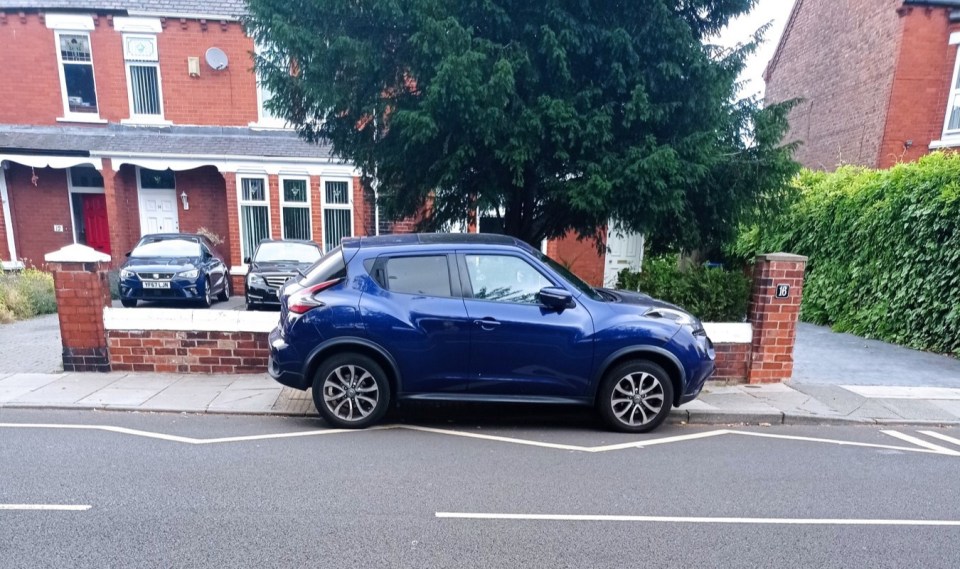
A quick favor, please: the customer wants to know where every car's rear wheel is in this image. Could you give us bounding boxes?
[120,298,137,308]
[312,353,391,429]
[597,360,674,433]
[217,278,230,302]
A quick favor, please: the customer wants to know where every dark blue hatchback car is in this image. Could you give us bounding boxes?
[268,234,715,432]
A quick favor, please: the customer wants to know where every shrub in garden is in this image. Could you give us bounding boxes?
[0,268,57,323]
[734,152,960,354]
[616,256,750,322]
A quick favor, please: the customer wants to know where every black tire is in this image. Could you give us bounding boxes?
[199,278,214,308]
[217,278,230,302]
[597,360,674,433]
[312,353,391,429]
[120,298,137,308]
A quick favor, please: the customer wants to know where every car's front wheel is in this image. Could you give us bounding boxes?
[217,278,230,302]
[312,353,391,429]
[597,360,674,433]
[199,278,214,308]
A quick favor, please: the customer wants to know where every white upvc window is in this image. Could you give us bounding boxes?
[122,33,167,124]
[943,35,960,139]
[53,30,104,122]
[280,175,312,240]
[251,42,289,129]
[238,175,271,261]
[320,179,354,252]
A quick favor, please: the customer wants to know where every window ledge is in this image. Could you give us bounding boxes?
[57,116,108,125]
[121,118,174,127]
[929,137,960,149]
[248,121,293,131]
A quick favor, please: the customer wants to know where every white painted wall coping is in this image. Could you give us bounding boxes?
[703,322,752,344]
[44,243,111,263]
[1,260,25,271]
[104,307,278,333]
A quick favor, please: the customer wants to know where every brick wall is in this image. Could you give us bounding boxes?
[747,253,807,384]
[765,0,904,170]
[0,13,257,126]
[50,260,112,372]
[879,6,960,168]
[546,230,605,288]
[713,343,750,382]
[6,164,74,266]
[174,166,233,261]
[108,330,268,373]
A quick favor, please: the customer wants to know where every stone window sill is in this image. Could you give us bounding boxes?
[57,116,108,125]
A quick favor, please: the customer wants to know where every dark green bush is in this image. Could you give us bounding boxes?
[0,268,57,323]
[616,256,751,321]
[734,152,960,354]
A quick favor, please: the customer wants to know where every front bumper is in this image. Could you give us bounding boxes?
[245,281,281,306]
[267,326,308,390]
[679,335,716,405]
[119,277,206,301]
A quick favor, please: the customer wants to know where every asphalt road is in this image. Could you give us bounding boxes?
[2,407,960,568]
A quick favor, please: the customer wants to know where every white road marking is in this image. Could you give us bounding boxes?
[917,430,960,449]
[435,512,960,526]
[0,422,958,457]
[0,504,91,511]
[732,430,953,456]
[881,430,960,456]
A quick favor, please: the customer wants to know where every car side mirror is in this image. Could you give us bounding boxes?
[539,287,574,310]
[125,251,131,257]
[243,257,251,264]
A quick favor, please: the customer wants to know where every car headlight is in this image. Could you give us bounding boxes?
[248,274,264,285]
[119,268,136,279]
[179,269,199,279]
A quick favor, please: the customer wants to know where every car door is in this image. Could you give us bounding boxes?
[359,253,472,394]
[458,252,595,398]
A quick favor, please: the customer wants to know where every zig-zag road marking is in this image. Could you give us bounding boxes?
[0,422,956,456]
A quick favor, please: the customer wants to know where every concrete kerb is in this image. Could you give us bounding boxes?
[5,401,959,429]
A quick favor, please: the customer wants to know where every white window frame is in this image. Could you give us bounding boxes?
[121,33,170,125]
[251,42,290,129]
[320,177,355,252]
[279,175,312,240]
[66,165,106,244]
[237,174,272,261]
[53,30,106,124]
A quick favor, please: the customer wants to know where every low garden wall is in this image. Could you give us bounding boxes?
[45,244,807,384]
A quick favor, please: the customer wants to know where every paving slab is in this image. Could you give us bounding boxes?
[207,388,283,412]
[875,398,960,422]
[77,387,165,407]
[10,373,120,404]
[103,373,182,391]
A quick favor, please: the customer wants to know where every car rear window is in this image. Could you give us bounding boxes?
[383,255,452,297]
[299,246,346,286]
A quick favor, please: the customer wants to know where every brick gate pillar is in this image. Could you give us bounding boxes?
[44,244,113,372]
[748,252,808,384]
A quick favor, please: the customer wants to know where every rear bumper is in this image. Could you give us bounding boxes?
[267,327,308,390]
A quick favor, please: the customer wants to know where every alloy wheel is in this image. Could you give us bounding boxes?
[610,371,665,427]
[322,364,380,422]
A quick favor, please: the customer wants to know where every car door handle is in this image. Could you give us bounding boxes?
[474,318,501,330]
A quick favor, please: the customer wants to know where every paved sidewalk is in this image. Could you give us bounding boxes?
[2,371,960,426]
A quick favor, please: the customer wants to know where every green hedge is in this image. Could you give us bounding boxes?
[734,152,960,354]
[616,256,751,321]
[0,268,57,323]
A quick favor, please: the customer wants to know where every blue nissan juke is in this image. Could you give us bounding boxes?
[268,233,715,432]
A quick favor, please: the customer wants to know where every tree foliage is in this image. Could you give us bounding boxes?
[245,0,798,249]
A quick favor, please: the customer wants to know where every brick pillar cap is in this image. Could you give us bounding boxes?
[44,244,112,263]
[756,252,808,263]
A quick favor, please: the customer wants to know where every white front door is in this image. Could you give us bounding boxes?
[603,225,644,288]
[138,188,179,235]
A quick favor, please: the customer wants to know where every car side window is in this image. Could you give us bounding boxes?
[463,254,552,304]
[383,255,452,297]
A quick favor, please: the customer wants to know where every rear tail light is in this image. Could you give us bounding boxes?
[286,278,343,314]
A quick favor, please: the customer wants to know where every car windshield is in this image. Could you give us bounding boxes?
[537,252,605,301]
[130,237,201,258]
[255,242,322,263]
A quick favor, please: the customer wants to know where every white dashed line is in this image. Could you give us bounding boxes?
[0,504,91,511]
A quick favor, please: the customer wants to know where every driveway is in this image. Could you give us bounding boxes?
[793,323,960,387]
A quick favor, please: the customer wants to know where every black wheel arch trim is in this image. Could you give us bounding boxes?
[301,337,403,393]
[590,346,686,404]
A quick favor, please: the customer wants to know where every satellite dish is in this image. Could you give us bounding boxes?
[205,47,229,71]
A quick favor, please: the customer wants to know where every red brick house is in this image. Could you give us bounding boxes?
[765,0,960,170]
[0,0,633,287]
